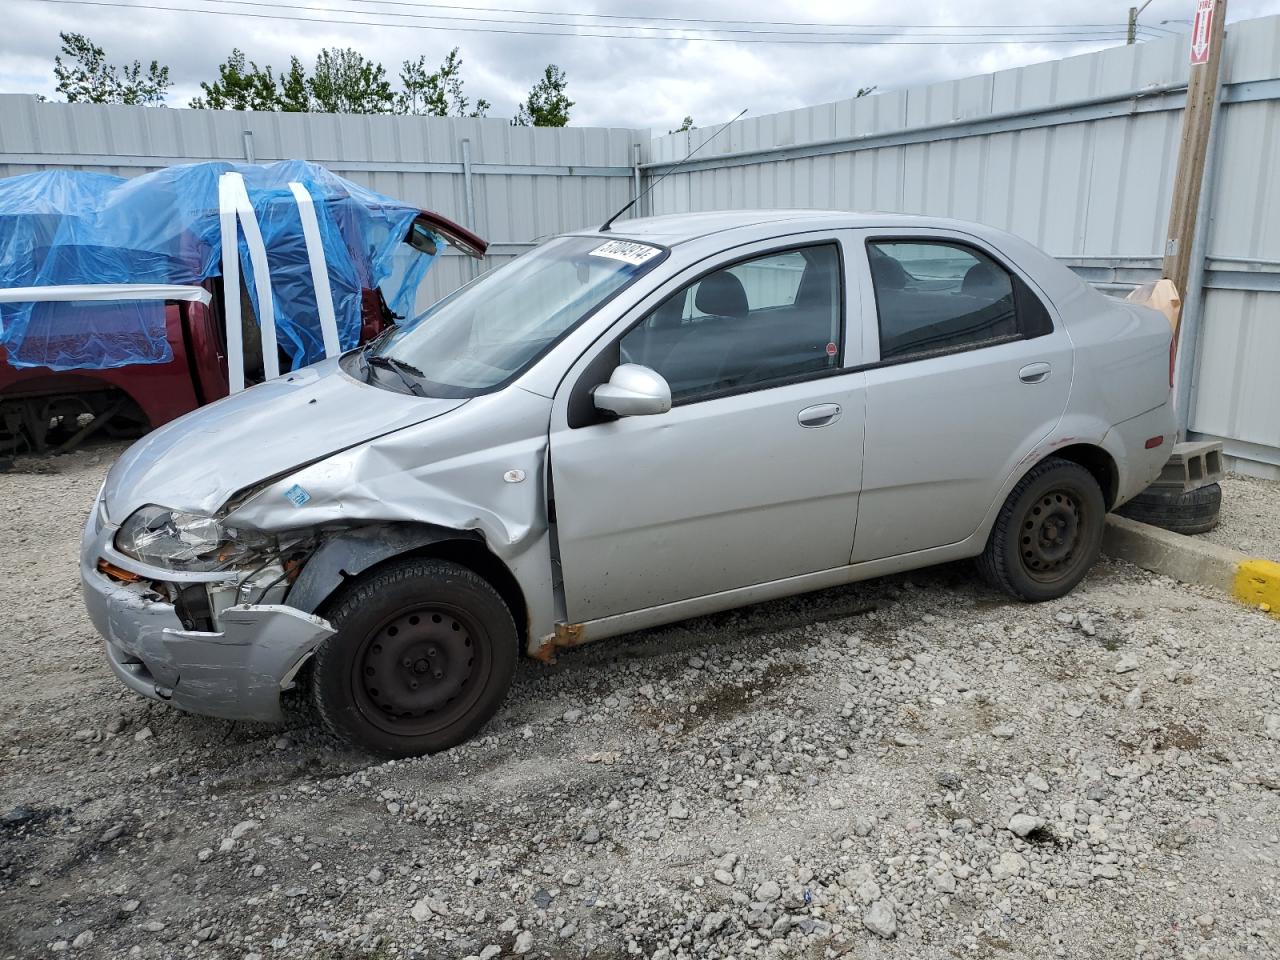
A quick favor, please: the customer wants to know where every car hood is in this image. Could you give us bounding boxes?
[102,357,465,522]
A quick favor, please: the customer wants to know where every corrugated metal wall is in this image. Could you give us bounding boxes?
[2,17,1278,472]
[645,39,1193,258]
[643,15,1280,476]
[0,96,645,307]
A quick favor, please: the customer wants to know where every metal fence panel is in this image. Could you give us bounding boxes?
[640,15,1280,474]
[2,17,1279,472]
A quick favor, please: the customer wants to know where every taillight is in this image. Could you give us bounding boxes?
[1169,330,1178,390]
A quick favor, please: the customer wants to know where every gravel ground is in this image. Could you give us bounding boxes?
[1198,474,1280,560]
[3,446,1280,960]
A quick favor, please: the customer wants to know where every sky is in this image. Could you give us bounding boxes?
[2,0,1278,132]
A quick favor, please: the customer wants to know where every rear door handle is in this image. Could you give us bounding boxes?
[798,402,841,428]
[1019,362,1052,384]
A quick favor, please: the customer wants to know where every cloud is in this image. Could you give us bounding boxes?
[2,0,1275,131]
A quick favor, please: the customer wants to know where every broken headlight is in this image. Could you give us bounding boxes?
[114,504,273,572]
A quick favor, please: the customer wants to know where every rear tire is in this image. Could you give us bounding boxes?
[312,559,518,757]
[1115,482,1221,535]
[977,457,1106,602]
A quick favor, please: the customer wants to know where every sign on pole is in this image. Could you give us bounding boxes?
[1190,0,1216,64]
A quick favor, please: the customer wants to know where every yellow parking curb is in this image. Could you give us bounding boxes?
[1234,559,1280,615]
[1103,516,1279,616]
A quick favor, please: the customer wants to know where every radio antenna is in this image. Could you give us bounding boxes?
[599,108,747,232]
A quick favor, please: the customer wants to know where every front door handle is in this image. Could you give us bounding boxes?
[1019,362,1052,384]
[798,402,841,428]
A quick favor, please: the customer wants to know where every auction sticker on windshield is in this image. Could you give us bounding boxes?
[590,240,662,265]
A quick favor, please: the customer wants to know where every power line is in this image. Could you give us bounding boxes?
[155,0,1139,41]
[224,0,1141,36]
[237,0,1143,35]
[244,0,1129,38]
[25,0,1137,44]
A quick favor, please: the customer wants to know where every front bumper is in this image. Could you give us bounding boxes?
[81,503,334,723]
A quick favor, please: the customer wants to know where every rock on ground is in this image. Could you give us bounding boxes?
[1,446,1279,960]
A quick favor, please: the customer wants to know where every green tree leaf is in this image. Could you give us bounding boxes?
[190,48,281,111]
[53,32,170,105]
[397,48,489,117]
[279,58,310,112]
[512,64,572,127]
[308,47,394,114]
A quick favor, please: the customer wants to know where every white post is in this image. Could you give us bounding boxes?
[219,172,280,386]
[217,173,246,394]
[288,182,341,359]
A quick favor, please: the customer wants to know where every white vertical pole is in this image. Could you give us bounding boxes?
[217,173,245,394]
[461,138,478,281]
[632,142,642,216]
[288,182,341,359]
[222,172,279,382]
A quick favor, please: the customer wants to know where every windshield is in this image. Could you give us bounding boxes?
[372,235,665,397]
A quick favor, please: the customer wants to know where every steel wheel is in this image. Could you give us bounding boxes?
[353,604,486,737]
[312,558,518,756]
[1019,490,1083,582]
[977,456,1106,602]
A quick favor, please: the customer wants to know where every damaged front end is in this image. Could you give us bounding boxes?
[111,502,318,630]
[80,492,334,722]
[81,360,557,723]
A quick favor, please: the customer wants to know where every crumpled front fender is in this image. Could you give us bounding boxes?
[220,388,558,645]
[221,390,549,554]
[285,522,484,614]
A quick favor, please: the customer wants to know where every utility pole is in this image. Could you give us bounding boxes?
[1162,0,1228,301]
[1127,0,1155,43]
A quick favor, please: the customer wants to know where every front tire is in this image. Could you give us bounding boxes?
[312,559,518,757]
[977,457,1105,602]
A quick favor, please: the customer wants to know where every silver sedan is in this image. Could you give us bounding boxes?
[82,210,1175,755]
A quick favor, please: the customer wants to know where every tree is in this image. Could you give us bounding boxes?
[190,49,280,111]
[398,48,489,117]
[398,55,437,116]
[308,47,394,114]
[186,44,500,117]
[53,32,171,105]
[512,64,572,127]
[278,57,310,112]
[855,85,878,98]
[669,115,695,134]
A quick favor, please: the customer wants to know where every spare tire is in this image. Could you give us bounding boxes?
[1115,483,1221,535]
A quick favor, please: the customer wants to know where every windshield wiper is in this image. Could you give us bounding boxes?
[362,322,398,355]
[367,354,427,396]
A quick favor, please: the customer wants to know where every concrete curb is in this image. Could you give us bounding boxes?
[1103,515,1279,614]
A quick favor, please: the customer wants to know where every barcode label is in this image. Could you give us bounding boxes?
[589,240,661,265]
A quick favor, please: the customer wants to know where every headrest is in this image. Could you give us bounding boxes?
[649,293,686,329]
[962,262,1005,296]
[795,258,833,308]
[869,248,909,290]
[694,271,749,319]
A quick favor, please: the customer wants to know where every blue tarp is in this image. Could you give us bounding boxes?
[0,160,439,371]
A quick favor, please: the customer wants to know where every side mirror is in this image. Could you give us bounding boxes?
[592,363,672,417]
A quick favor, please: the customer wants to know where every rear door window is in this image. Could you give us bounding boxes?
[867,241,1021,362]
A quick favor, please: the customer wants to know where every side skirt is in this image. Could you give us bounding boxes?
[530,536,983,660]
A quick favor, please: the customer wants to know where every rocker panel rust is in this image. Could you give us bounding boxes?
[531,621,585,662]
